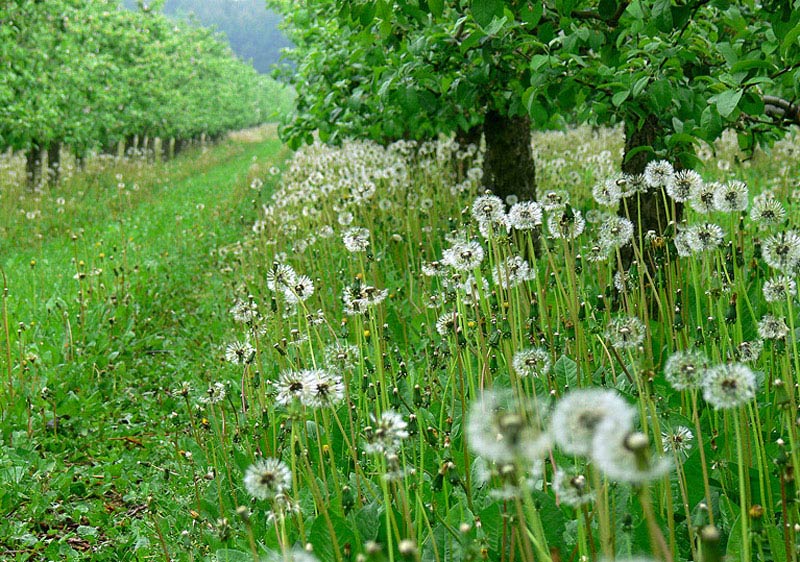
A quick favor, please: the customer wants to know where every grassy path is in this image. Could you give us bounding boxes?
[1,129,290,560]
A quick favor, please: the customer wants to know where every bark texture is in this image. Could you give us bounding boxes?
[47,143,60,185]
[618,114,684,269]
[482,110,536,202]
[26,143,44,190]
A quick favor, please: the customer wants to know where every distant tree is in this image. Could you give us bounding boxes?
[122,0,290,72]
[1,0,276,187]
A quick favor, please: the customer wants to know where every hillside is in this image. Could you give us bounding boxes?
[122,0,290,73]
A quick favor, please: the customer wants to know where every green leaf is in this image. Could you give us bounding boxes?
[553,355,578,386]
[309,513,358,562]
[215,549,252,562]
[624,144,655,163]
[632,75,649,98]
[530,54,550,72]
[652,0,673,32]
[666,132,697,148]
[472,0,503,28]
[520,2,544,26]
[428,0,444,18]
[730,59,774,74]
[484,16,508,36]
[599,0,617,19]
[714,88,743,118]
[612,90,629,107]
[782,22,800,59]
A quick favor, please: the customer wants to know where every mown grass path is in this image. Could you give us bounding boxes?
[1,128,290,560]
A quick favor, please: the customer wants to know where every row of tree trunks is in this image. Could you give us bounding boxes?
[20,130,222,190]
[25,143,60,190]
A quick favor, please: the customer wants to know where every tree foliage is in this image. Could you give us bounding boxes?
[0,0,281,157]
[121,0,290,73]
[273,0,800,162]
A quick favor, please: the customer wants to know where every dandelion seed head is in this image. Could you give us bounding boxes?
[364,410,409,454]
[442,240,485,271]
[605,315,646,350]
[592,178,622,207]
[662,426,694,459]
[686,222,725,253]
[492,255,535,289]
[203,382,227,404]
[591,418,671,483]
[471,194,506,223]
[663,349,708,391]
[763,275,797,303]
[668,169,703,202]
[644,160,674,189]
[507,201,543,230]
[275,370,308,406]
[283,274,315,304]
[702,363,757,410]
[598,215,634,250]
[539,189,569,212]
[302,369,345,408]
[551,388,636,456]
[552,469,594,507]
[467,389,551,463]
[342,227,371,252]
[690,181,718,214]
[224,340,255,365]
[737,340,763,363]
[750,194,786,228]
[762,230,800,273]
[758,314,789,340]
[267,263,297,292]
[511,347,551,378]
[244,458,292,501]
[547,208,585,240]
[712,180,749,212]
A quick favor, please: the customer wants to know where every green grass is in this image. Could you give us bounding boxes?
[3,124,800,562]
[0,128,290,560]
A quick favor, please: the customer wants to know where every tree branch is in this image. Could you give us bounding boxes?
[763,95,800,126]
[570,0,630,28]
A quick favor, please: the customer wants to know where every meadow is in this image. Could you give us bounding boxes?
[2,124,800,562]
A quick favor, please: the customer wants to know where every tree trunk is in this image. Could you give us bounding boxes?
[168,137,176,160]
[26,143,44,190]
[482,111,536,202]
[46,142,60,185]
[618,115,685,266]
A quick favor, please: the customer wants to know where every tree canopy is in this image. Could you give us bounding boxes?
[0,0,281,157]
[273,0,800,164]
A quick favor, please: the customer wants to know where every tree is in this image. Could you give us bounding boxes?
[523,0,800,256]
[272,0,800,250]
[0,0,280,187]
[271,0,550,202]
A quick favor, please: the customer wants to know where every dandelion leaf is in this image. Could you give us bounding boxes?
[215,549,252,562]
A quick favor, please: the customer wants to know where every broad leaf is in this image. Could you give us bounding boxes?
[714,88,743,118]
[472,0,503,28]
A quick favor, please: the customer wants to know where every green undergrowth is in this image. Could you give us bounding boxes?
[0,128,290,560]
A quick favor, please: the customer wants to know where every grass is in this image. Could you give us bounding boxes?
[2,123,800,562]
[0,126,290,560]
